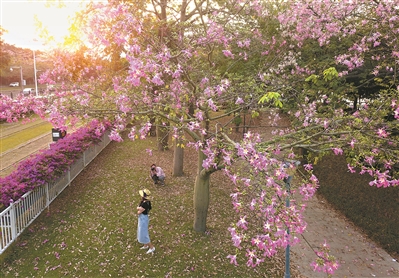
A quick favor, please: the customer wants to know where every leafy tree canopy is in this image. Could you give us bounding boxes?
[0,27,11,75]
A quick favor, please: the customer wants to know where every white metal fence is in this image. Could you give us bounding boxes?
[0,131,111,255]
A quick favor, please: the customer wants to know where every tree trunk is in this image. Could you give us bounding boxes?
[157,124,169,151]
[173,138,184,176]
[193,150,210,232]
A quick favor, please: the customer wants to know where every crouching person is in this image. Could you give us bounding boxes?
[150,164,165,185]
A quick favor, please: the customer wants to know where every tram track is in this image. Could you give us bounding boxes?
[0,133,52,177]
[1,121,51,139]
[1,117,78,176]
[0,119,53,177]
[1,132,51,157]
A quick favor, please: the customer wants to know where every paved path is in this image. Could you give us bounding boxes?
[291,194,399,277]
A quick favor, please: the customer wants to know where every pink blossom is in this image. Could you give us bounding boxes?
[227,254,238,266]
[249,199,256,210]
[235,97,244,104]
[299,184,318,200]
[222,50,235,58]
[207,99,218,111]
[303,164,313,171]
[195,111,204,121]
[349,139,356,148]
[332,148,343,155]
[377,128,388,138]
[151,74,164,86]
[347,164,356,173]
[237,216,248,230]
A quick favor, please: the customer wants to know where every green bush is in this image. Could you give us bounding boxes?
[314,155,399,259]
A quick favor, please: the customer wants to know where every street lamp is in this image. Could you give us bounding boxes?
[10,66,24,91]
[283,160,301,278]
[33,50,38,96]
[31,38,45,97]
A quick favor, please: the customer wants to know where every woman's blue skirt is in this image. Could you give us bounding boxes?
[137,214,150,244]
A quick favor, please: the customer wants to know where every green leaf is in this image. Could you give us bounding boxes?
[323,67,338,81]
[251,110,259,118]
[258,92,283,108]
[305,74,319,83]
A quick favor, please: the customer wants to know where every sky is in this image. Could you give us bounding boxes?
[1,0,89,50]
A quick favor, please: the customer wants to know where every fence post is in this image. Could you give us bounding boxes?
[68,167,71,186]
[83,149,87,166]
[9,203,17,240]
[45,183,50,212]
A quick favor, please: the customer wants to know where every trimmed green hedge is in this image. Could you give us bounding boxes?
[314,155,399,259]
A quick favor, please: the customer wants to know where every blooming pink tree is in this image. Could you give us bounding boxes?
[1,0,399,274]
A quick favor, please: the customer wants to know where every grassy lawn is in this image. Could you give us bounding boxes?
[0,135,288,277]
